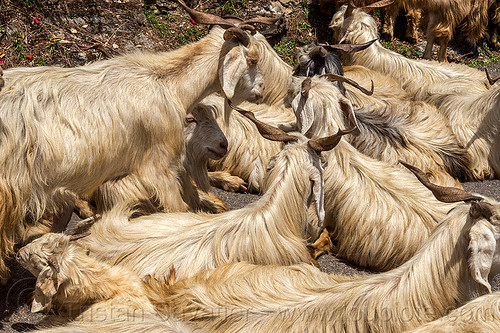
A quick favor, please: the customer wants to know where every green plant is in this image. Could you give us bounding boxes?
[221,0,248,15]
[34,56,47,66]
[12,33,25,61]
[174,26,203,46]
[144,9,169,37]
[300,0,312,31]
[273,37,299,66]
[380,39,422,59]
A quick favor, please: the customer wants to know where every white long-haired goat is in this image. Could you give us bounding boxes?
[291,54,471,186]
[146,180,500,333]
[415,76,500,180]
[0,1,274,281]
[329,5,490,96]
[94,102,229,214]
[16,232,193,332]
[76,115,354,281]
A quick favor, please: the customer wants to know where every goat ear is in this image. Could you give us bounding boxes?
[220,45,248,100]
[292,89,315,135]
[468,219,495,293]
[310,162,325,228]
[31,265,59,313]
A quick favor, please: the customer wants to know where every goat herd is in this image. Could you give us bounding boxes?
[2,0,500,332]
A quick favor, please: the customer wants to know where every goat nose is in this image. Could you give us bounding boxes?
[220,140,228,154]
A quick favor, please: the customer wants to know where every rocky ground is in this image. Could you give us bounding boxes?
[1,0,500,331]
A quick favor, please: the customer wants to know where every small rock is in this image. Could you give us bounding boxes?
[70,28,78,34]
[112,43,119,49]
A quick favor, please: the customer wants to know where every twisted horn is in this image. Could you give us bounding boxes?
[400,161,482,203]
[228,101,298,142]
[176,0,235,28]
[309,46,328,58]
[470,201,494,220]
[301,77,312,97]
[308,126,358,152]
[327,39,377,53]
[69,232,91,241]
[224,27,250,47]
[320,73,374,95]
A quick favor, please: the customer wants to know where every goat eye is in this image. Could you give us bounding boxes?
[186,117,197,123]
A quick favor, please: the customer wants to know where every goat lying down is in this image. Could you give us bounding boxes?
[94,102,230,215]
[16,232,194,333]
[329,5,490,97]
[0,1,272,282]
[76,114,355,281]
[415,76,500,180]
[205,94,296,193]
[289,72,470,187]
[147,174,500,333]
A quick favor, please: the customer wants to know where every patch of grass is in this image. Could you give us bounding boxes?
[174,26,203,46]
[12,33,25,61]
[34,56,47,66]
[221,0,249,15]
[380,38,422,59]
[273,37,299,66]
[144,9,169,37]
[299,0,312,31]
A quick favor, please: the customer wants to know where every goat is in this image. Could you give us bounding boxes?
[404,292,500,333]
[75,114,354,281]
[304,121,461,270]
[16,232,193,332]
[293,48,472,185]
[94,102,229,214]
[414,75,500,180]
[381,1,421,42]
[205,94,295,193]
[0,1,272,282]
[329,5,490,97]
[145,179,500,333]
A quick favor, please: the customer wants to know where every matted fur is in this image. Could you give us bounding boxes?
[290,74,470,187]
[0,25,265,280]
[404,292,500,333]
[144,198,500,333]
[17,233,193,332]
[415,78,500,180]
[77,135,327,281]
[330,7,489,96]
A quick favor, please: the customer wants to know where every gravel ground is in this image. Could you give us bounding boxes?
[0,179,499,332]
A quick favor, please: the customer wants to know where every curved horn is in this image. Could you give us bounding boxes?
[400,161,482,203]
[470,201,494,220]
[176,0,235,28]
[69,232,91,241]
[321,73,374,95]
[485,68,500,85]
[244,16,281,26]
[327,39,377,53]
[308,127,357,152]
[360,0,395,9]
[228,101,298,142]
[301,77,312,97]
[309,46,328,58]
[224,27,250,47]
